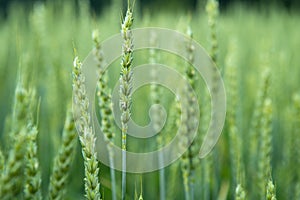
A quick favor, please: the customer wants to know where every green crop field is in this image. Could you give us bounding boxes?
[0,0,299,199]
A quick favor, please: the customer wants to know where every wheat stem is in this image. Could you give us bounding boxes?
[72,56,102,200]
[180,26,199,200]
[206,0,219,64]
[120,5,134,200]
[258,98,273,199]
[249,69,271,167]
[149,31,166,200]
[93,29,117,200]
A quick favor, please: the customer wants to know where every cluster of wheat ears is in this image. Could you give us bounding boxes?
[0,0,300,199]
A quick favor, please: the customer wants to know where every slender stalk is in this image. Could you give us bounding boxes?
[149,31,166,200]
[205,1,220,198]
[166,101,181,200]
[248,69,271,199]
[93,29,117,200]
[139,177,143,200]
[225,39,247,198]
[134,182,138,200]
[258,98,273,199]
[120,5,134,200]
[180,25,199,200]
[249,69,271,167]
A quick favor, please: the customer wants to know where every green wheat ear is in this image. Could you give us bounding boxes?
[266,178,277,200]
[204,2,220,197]
[93,29,117,200]
[0,78,35,199]
[248,68,271,198]
[258,97,273,199]
[180,25,199,200]
[120,4,134,200]
[0,127,27,200]
[235,184,246,200]
[12,80,34,140]
[224,38,247,198]
[48,107,77,200]
[249,69,271,165]
[24,124,42,200]
[72,56,102,200]
[206,0,219,64]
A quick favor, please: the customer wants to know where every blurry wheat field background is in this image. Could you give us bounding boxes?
[0,0,300,199]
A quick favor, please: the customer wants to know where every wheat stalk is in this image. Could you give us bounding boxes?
[93,29,117,200]
[204,2,220,198]
[120,4,134,200]
[224,38,247,199]
[258,98,273,199]
[206,0,219,64]
[248,69,271,198]
[48,107,77,200]
[0,78,35,199]
[225,38,239,174]
[72,56,102,200]
[180,25,199,200]
[148,31,167,200]
[249,69,271,166]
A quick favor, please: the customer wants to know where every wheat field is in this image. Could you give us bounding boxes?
[0,0,299,199]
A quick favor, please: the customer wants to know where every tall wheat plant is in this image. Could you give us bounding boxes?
[119,4,134,200]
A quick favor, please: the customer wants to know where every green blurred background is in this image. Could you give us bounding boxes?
[1,0,300,17]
